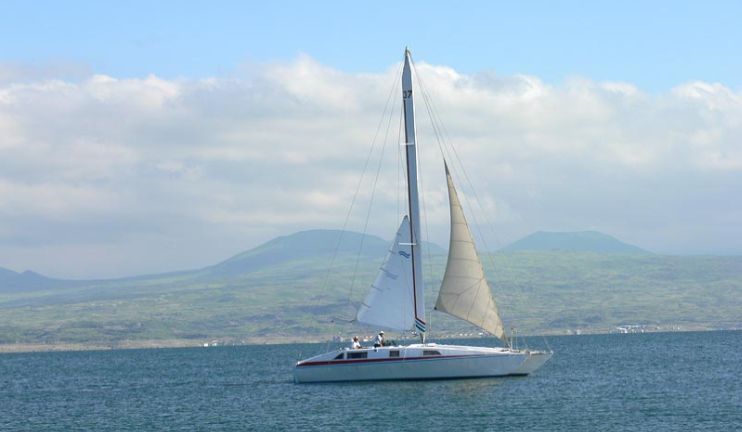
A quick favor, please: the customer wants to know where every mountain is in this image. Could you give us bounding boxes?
[0,267,77,293]
[205,229,389,278]
[2,229,739,349]
[1,250,739,347]
[205,229,445,278]
[0,230,446,292]
[503,231,649,254]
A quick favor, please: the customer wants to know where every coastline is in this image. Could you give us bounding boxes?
[1,325,737,354]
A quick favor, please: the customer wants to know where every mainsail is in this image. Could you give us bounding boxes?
[435,163,508,343]
[356,217,416,331]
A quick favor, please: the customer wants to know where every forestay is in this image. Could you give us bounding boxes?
[356,217,416,331]
[435,163,508,343]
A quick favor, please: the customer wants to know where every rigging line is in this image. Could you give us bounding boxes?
[410,60,491,240]
[409,58,447,324]
[396,100,404,230]
[396,220,413,337]
[412,59,469,334]
[334,63,402,307]
[403,106,423,335]
[396,102,412,332]
[319,62,400,349]
[445,137,501,273]
[414,91,435,335]
[410,58,452,168]
[412,57,505,343]
[542,335,552,352]
[347,68,401,305]
[412,59,510,340]
[410,56,444,334]
[420,78,504,255]
[415,71,503,294]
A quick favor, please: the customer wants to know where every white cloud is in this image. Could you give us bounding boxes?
[0,58,741,278]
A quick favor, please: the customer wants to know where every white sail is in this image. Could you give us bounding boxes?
[435,163,507,343]
[356,217,416,331]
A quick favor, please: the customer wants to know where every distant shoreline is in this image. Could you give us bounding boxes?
[1,326,738,354]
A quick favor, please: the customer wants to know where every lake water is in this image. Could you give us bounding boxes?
[0,331,739,431]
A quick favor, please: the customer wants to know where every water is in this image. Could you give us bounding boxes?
[0,331,739,431]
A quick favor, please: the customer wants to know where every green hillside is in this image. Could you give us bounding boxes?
[0,231,739,348]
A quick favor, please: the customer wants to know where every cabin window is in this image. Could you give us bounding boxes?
[389,350,400,358]
[423,350,441,356]
[347,352,368,359]
[334,353,345,360]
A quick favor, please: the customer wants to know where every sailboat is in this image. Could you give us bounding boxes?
[293,49,552,383]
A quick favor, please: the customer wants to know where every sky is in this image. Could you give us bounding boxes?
[1,1,741,278]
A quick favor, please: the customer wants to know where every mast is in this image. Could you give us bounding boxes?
[402,49,427,338]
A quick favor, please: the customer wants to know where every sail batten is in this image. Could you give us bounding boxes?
[435,163,508,343]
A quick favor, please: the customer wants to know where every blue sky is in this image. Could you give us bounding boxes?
[2,1,742,277]
[3,1,741,91]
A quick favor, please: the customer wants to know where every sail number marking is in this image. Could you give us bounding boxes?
[403,90,412,99]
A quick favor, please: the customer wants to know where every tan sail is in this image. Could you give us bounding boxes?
[435,163,508,343]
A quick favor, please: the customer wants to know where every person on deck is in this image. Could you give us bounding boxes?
[374,331,385,348]
[351,336,361,350]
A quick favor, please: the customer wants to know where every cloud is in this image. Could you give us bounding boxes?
[0,57,741,278]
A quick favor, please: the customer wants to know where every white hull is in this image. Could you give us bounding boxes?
[294,343,552,383]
